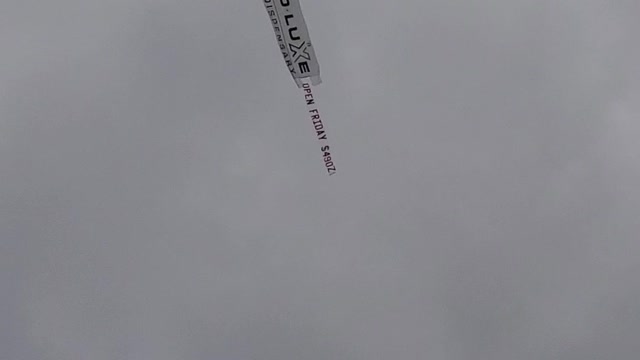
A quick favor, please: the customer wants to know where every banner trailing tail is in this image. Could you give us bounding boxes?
[300,79,336,176]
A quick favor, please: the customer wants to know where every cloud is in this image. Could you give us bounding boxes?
[1,1,639,359]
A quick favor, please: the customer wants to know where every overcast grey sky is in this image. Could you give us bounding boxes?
[1,1,639,359]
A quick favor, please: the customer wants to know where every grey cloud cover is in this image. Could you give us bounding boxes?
[1,0,639,359]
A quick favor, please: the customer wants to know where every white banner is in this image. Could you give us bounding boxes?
[263,0,321,88]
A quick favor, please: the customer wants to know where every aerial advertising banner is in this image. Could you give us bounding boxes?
[263,0,335,175]
[263,0,321,88]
